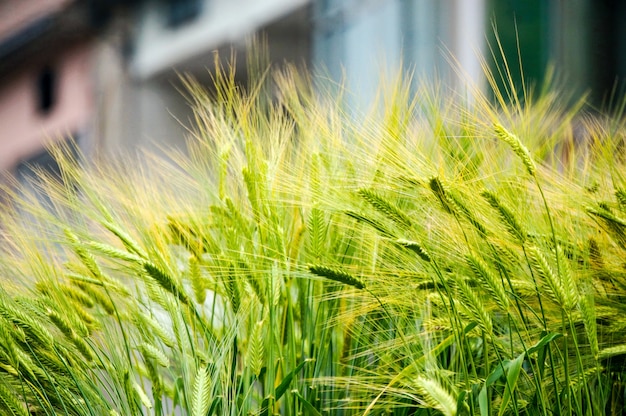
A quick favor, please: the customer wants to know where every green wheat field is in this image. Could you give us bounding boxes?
[0,54,625,415]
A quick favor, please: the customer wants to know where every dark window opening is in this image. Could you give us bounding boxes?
[167,0,202,28]
[37,66,57,115]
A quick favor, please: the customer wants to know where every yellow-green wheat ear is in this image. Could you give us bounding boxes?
[587,206,626,249]
[481,190,527,243]
[189,255,206,304]
[0,382,28,416]
[493,123,536,175]
[616,188,626,211]
[465,254,509,310]
[395,239,432,262]
[143,262,191,306]
[246,319,265,378]
[455,278,493,334]
[357,188,413,229]
[413,376,457,416]
[308,265,366,289]
[224,266,241,314]
[428,176,453,214]
[446,191,488,236]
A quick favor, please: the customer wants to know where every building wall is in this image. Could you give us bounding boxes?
[2,0,624,181]
[313,0,486,109]
[0,42,94,171]
[132,0,311,80]
[96,0,313,160]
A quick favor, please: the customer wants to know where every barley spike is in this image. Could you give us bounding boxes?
[493,123,536,175]
[308,265,365,289]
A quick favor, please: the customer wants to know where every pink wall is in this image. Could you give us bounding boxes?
[0,43,94,171]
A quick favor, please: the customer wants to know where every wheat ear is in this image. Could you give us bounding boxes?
[493,123,536,175]
[395,239,432,262]
[447,191,488,236]
[414,376,457,416]
[345,210,395,238]
[143,262,191,306]
[0,382,28,416]
[246,319,265,378]
[428,176,453,213]
[307,206,328,260]
[455,278,493,334]
[481,190,527,243]
[191,366,211,416]
[528,246,576,311]
[308,265,365,289]
[615,188,626,211]
[466,254,509,310]
[357,188,412,229]
[588,206,626,248]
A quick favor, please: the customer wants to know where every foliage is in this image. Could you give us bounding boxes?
[0,57,626,415]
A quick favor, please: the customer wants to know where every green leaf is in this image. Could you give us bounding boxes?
[292,390,323,416]
[275,359,311,400]
[479,351,526,416]
[260,396,274,416]
[526,332,562,356]
[260,360,311,416]
[479,385,489,416]
[479,363,505,416]
[173,377,185,409]
[498,352,525,416]
[528,332,562,378]
[207,396,221,415]
[456,390,470,416]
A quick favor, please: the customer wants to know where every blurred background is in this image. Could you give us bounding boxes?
[0,0,625,187]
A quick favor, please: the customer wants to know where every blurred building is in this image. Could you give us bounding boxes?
[488,0,626,107]
[0,0,103,182]
[0,0,625,184]
[106,0,312,155]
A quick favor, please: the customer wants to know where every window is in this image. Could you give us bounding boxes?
[166,0,202,28]
[36,65,57,115]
